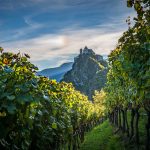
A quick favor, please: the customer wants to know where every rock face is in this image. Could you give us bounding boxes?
[62,46,108,100]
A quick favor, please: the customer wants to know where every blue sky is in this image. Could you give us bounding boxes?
[0,0,135,70]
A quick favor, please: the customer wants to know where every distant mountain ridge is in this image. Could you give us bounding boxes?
[37,62,73,81]
[62,46,108,100]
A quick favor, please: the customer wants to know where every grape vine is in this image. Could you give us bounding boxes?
[0,48,104,150]
[105,0,150,149]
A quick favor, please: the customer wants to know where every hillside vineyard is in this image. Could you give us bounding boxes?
[0,48,105,149]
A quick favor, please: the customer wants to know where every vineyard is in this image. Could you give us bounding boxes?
[105,0,150,149]
[0,47,106,149]
[0,0,150,150]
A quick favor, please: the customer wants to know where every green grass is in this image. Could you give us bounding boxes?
[80,109,147,150]
[80,120,124,150]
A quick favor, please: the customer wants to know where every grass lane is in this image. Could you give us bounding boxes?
[80,120,123,150]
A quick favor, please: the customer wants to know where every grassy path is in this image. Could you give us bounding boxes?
[80,110,146,150]
[80,120,123,150]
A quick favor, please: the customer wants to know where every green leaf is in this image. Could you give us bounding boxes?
[7,104,16,114]
[37,110,43,116]
[17,94,33,103]
[52,122,57,129]
[4,66,13,73]
[7,95,15,100]
[21,57,27,62]
[127,0,133,7]
[134,2,140,11]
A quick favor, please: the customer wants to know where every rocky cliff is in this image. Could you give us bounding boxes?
[62,46,108,100]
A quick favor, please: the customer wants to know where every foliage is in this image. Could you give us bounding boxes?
[105,0,150,121]
[104,0,150,148]
[0,49,103,150]
[93,90,106,116]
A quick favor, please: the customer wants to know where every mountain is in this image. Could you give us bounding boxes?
[37,62,73,81]
[62,46,108,100]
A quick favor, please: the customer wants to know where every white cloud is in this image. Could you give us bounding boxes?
[1,25,125,70]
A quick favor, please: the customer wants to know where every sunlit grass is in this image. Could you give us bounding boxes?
[80,111,147,150]
[80,120,123,150]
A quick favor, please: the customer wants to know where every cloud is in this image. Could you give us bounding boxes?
[0,0,136,70]
[0,0,135,43]
[1,24,125,70]
[0,16,45,43]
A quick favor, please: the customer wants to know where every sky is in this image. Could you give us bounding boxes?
[0,0,135,70]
